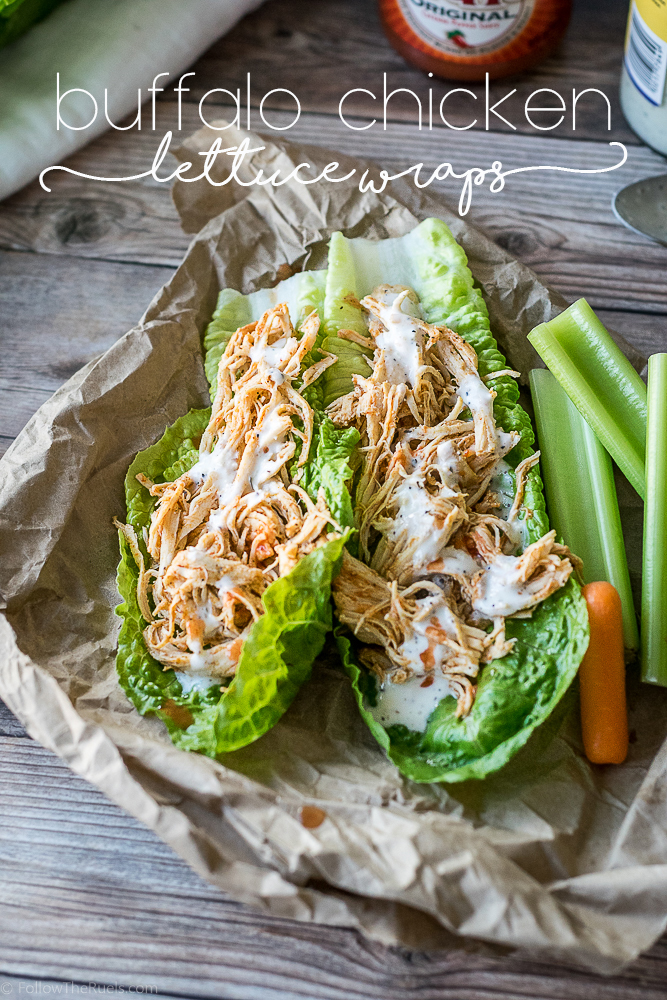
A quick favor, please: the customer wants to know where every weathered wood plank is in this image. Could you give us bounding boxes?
[187,0,637,143]
[0,699,26,738]
[1,736,667,999]
[0,250,173,391]
[0,109,665,317]
[595,309,667,361]
[0,249,174,455]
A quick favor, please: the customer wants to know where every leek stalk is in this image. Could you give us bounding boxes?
[530,369,639,651]
[641,354,667,685]
[527,300,647,498]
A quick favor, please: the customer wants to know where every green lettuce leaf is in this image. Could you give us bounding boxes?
[203,270,328,398]
[324,219,589,781]
[338,579,588,783]
[0,0,66,49]
[175,532,349,755]
[406,218,546,542]
[321,233,374,408]
[299,418,360,530]
[116,409,349,757]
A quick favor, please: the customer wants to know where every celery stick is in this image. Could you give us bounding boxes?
[641,354,667,685]
[530,369,639,650]
[528,300,647,498]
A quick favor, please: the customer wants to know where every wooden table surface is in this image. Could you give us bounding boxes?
[2,0,667,995]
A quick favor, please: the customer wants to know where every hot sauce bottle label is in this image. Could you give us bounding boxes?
[394,0,535,56]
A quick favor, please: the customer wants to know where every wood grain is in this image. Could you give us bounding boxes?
[0,250,173,456]
[3,0,667,995]
[187,0,638,143]
[0,699,26,738]
[1,732,667,999]
[1,107,666,315]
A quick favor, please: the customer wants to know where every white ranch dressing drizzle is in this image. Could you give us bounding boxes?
[369,672,453,732]
[399,595,460,675]
[432,546,479,577]
[497,429,518,453]
[249,336,294,368]
[390,469,443,572]
[435,439,463,494]
[472,553,542,618]
[457,374,519,459]
[215,572,237,594]
[183,571,244,675]
[188,440,238,490]
[387,439,468,575]
[189,397,290,514]
[457,373,495,423]
[248,399,291,490]
[180,387,294,672]
[198,599,220,635]
[372,290,424,387]
[174,670,219,694]
[187,641,213,673]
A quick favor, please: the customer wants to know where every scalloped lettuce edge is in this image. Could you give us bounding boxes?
[115,408,352,757]
[337,577,589,783]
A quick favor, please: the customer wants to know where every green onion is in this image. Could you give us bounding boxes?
[527,300,647,499]
[530,369,639,651]
[641,354,667,685]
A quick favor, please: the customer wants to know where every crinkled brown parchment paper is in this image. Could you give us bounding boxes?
[0,124,663,975]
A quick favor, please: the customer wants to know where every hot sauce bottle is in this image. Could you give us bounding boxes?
[379,0,573,81]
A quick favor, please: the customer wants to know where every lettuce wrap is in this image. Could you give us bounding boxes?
[117,220,588,774]
[319,219,589,783]
[115,269,358,756]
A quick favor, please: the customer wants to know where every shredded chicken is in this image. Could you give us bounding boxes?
[117,303,340,680]
[329,284,574,718]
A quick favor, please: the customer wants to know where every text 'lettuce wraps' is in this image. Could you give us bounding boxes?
[115,270,358,756]
[319,219,589,783]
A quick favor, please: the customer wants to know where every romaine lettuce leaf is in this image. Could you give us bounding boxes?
[299,418,360,531]
[321,233,374,408]
[203,270,328,398]
[174,531,349,755]
[116,408,349,757]
[324,219,589,781]
[338,579,588,783]
[0,0,65,49]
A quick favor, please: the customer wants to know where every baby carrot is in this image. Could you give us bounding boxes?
[579,581,628,765]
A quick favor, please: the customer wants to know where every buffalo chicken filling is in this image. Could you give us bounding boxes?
[328,285,574,720]
[117,304,339,683]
